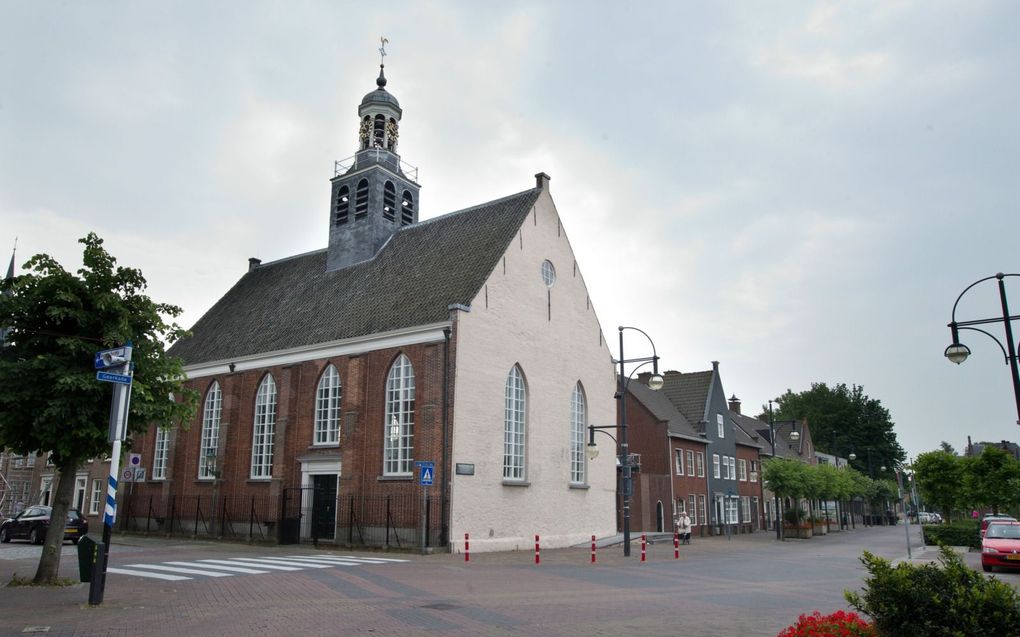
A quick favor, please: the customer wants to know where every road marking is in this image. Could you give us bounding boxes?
[204,558,304,571]
[165,561,269,574]
[282,556,363,566]
[124,564,234,577]
[229,557,333,568]
[106,567,191,581]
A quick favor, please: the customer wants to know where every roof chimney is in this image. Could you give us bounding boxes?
[728,394,741,414]
[248,257,262,272]
[535,172,551,190]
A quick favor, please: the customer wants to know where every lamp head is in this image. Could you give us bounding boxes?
[586,442,600,461]
[647,374,664,391]
[849,452,857,461]
[944,343,970,364]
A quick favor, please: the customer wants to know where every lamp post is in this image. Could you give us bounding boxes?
[944,272,1020,426]
[767,400,783,541]
[587,326,663,557]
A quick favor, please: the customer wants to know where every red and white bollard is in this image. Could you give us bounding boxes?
[535,534,541,565]
[464,533,470,562]
[591,535,597,563]
[641,533,647,562]
[674,531,680,559]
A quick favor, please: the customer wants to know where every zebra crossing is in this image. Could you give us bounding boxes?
[105,554,409,582]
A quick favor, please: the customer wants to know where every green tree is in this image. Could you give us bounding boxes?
[964,446,1020,515]
[767,382,905,476]
[913,450,965,520]
[0,234,197,584]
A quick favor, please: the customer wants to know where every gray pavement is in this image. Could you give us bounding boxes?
[0,524,1006,637]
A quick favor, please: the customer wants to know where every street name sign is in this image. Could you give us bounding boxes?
[97,371,132,385]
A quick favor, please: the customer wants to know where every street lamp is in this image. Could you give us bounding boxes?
[767,400,783,541]
[944,272,1020,425]
[589,326,663,557]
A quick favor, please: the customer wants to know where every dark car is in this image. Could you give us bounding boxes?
[0,505,89,545]
[981,521,1020,572]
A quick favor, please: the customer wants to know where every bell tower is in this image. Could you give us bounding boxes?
[327,40,421,272]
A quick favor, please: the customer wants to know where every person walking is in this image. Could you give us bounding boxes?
[678,511,692,544]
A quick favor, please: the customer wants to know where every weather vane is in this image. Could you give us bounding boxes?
[379,36,389,65]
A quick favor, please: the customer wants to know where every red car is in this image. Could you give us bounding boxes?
[980,514,1017,538]
[981,521,1020,573]
[0,505,89,545]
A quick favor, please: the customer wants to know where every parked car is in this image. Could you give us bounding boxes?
[918,512,933,524]
[981,521,1020,572]
[0,505,88,545]
[980,514,1018,538]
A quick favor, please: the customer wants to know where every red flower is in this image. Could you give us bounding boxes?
[777,610,876,637]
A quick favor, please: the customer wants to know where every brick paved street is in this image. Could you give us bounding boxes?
[1,524,1001,637]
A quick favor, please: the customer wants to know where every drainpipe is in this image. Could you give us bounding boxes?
[441,326,452,548]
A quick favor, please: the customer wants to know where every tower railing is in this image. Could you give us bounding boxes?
[334,153,419,183]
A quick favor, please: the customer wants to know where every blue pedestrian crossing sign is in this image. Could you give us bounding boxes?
[416,461,435,486]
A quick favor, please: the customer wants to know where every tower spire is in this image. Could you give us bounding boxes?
[377,36,389,88]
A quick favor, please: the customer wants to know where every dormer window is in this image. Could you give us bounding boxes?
[355,179,369,219]
[401,190,414,225]
[383,182,396,221]
[334,186,350,225]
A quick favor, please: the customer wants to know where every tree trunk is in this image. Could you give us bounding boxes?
[33,456,78,584]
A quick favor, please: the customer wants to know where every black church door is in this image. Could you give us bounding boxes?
[311,474,338,541]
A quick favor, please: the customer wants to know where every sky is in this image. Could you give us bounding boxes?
[3,1,1019,462]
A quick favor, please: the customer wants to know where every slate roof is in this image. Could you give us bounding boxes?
[169,188,542,365]
[659,370,714,426]
[728,411,766,450]
[626,379,702,440]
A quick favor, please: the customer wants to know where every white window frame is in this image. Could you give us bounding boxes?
[741,496,751,523]
[712,454,720,479]
[74,476,87,511]
[726,497,739,524]
[89,478,102,515]
[569,382,586,484]
[153,427,169,480]
[729,456,737,480]
[686,449,695,477]
[250,374,277,479]
[198,381,222,480]
[738,458,747,482]
[39,476,53,505]
[314,365,342,446]
[696,451,705,477]
[384,355,415,476]
[698,495,707,527]
[717,414,725,438]
[688,494,697,526]
[503,365,527,481]
[674,448,684,476]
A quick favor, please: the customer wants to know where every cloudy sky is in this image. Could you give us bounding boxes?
[3,2,1018,461]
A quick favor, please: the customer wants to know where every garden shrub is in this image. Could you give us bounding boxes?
[845,546,1020,636]
[922,521,980,549]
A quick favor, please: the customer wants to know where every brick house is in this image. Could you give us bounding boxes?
[727,396,767,532]
[621,380,709,534]
[125,64,617,553]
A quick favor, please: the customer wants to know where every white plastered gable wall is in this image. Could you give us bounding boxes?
[449,186,617,553]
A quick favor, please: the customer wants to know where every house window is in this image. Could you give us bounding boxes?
[738,458,747,481]
[89,479,102,515]
[503,365,527,481]
[541,260,556,288]
[569,382,586,484]
[383,182,396,221]
[250,374,277,479]
[687,495,697,525]
[676,497,686,516]
[401,190,415,225]
[334,186,350,225]
[696,452,705,477]
[27,453,36,467]
[39,477,53,505]
[717,414,725,438]
[384,354,416,476]
[729,456,736,480]
[698,495,707,527]
[686,450,695,477]
[741,496,751,523]
[750,460,759,483]
[355,179,369,219]
[314,365,342,446]
[675,448,684,476]
[753,496,760,529]
[726,497,739,524]
[153,428,169,480]
[712,454,720,479]
[198,381,222,479]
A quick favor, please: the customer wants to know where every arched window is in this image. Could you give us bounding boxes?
[570,382,586,484]
[384,354,415,475]
[383,182,396,222]
[503,365,527,480]
[373,114,386,148]
[355,179,369,219]
[401,190,415,225]
[314,365,342,446]
[198,381,222,479]
[334,186,350,225]
[250,375,277,479]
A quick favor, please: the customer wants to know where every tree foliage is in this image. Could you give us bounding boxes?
[913,450,965,519]
[0,234,197,584]
[963,446,1020,514]
[767,382,905,478]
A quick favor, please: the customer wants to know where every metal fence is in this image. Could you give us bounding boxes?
[119,490,445,549]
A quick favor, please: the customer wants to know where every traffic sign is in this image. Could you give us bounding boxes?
[129,453,141,467]
[416,461,435,486]
[97,371,132,385]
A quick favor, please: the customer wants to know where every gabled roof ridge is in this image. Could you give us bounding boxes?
[413,187,540,228]
[254,247,327,269]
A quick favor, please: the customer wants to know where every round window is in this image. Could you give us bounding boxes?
[541,260,556,288]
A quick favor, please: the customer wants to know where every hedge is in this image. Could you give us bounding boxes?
[922,521,980,549]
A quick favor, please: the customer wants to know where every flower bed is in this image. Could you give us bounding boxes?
[777,610,876,636]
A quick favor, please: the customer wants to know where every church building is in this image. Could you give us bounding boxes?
[128,60,617,553]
